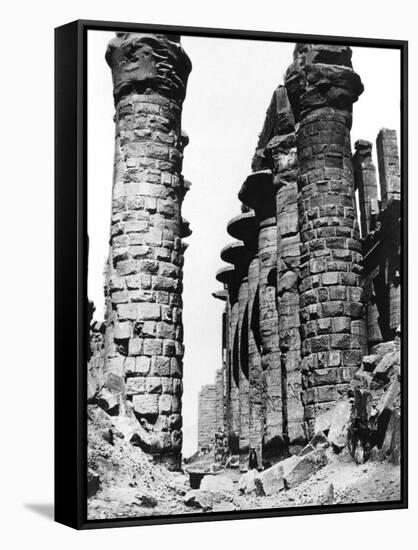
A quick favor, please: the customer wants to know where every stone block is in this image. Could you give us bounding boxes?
[117,303,137,320]
[163,339,178,357]
[128,338,143,356]
[136,302,161,320]
[132,394,159,417]
[138,259,159,274]
[200,475,234,492]
[169,414,182,429]
[114,321,131,340]
[125,220,149,233]
[146,376,162,394]
[328,399,352,450]
[96,387,119,412]
[150,356,171,376]
[143,338,163,356]
[159,394,173,414]
[171,357,182,377]
[238,469,259,495]
[125,377,146,395]
[254,459,289,496]
[283,449,328,489]
[162,377,173,394]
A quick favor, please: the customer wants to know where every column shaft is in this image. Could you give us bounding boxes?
[105,33,191,469]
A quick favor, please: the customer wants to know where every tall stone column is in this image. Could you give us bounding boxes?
[239,171,285,464]
[227,213,258,470]
[216,265,235,450]
[264,86,305,445]
[376,129,401,335]
[285,44,366,437]
[221,243,250,456]
[105,33,191,469]
[353,140,379,237]
[376,129,401,208]
[353,140,382,348]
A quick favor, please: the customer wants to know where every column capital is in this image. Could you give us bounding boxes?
[238,170,276,219]
[284,43,363,128]
[106,33,192,104]
[220,241,251,268]
[227,212,258,250]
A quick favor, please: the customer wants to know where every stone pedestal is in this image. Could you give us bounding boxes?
[285,44,366,437]
[105,33,191,469]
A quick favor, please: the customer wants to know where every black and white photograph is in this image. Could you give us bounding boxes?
[83,27,406,522]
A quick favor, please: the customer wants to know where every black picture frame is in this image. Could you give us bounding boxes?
[55,19,408,530]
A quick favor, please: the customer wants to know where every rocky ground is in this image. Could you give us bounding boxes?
[88,338,402,519]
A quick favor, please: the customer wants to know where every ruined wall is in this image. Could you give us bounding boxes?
[104,33,191,470]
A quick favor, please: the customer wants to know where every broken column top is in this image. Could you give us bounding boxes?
[238,170,275,216]
[354,139,373,154]
[252,85,295,171]
[227,212,258,244]
[284,43,364,127]
[106,32,192,104]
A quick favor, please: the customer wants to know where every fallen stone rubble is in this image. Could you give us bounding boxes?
[235,339,401,498]
[87,341,401,517]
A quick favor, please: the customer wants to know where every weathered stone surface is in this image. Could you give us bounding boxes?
[284,44,366,438]
[373,350,400,382]
[283,449,328,489]
[101,32,191,470]
[238,469,258,494]
[200,475,234,492]
[254,459,289,495]
[380,409,401,464]
[328,399,351,451]
[183,489,232,511]
[96,387,119,413]
[299,431,329,456]
[87,468,101,498]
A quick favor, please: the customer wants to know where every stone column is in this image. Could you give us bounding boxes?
[215,368,224,433]
[221,243,250,457]
[353,140,379,237]
[227,213,259,470]
[376,129,401,208]
[285,44,366,437]
[216,266,235,450]
[105,33,191,469]
[353,140,382,348]
[264,86,306,446]
[376,129,401,335]
[239,171,285,464]
[198,384,217,452]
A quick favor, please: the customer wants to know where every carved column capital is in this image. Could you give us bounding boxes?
[106,33,192,104]
[284,43,363,128]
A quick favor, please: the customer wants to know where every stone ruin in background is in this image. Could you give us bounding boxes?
[87,36,401,473]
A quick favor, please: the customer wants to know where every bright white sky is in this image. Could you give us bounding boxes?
[87,31,400,456]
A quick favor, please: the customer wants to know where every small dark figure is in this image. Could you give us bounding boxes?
[248,447,259,471]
